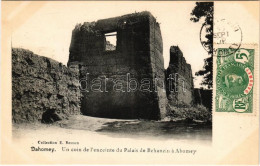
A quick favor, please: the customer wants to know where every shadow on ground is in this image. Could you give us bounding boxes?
[96,120,212,141]
[42,115,213,142]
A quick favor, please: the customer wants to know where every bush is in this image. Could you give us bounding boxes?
[166,104,212,122]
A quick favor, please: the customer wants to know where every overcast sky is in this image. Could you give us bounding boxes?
[11,2,211,88]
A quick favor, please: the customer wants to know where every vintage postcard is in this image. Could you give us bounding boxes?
[1,1,259,165]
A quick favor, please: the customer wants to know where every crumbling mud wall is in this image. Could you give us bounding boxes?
[166,46,194,107]
[68,11,167,120]
[12,48,81,123]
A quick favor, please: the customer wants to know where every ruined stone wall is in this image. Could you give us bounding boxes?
[166,46,194,107]
[12,48,81,123]
[68,11,166,120]
[149,15,167,118]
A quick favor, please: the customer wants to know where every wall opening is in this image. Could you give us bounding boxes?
[105,32,117,51]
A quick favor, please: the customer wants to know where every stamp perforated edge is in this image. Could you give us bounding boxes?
[213,43,259,117]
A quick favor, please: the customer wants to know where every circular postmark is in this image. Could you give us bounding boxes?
[199,23,213,53]
[214,19,243,57]
[199,19,243,57]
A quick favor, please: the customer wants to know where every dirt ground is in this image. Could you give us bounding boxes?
[13,115,211,144]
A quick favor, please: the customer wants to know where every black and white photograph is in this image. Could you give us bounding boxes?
[11,2,213,141]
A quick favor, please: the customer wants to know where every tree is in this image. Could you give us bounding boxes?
[190,2,213,89]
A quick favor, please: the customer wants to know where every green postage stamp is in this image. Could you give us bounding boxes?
[216,47,255,113]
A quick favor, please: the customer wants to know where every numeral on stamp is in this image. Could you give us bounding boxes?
[216,48,254,113]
